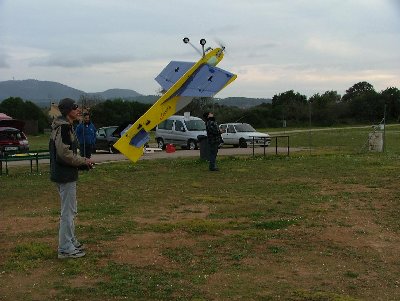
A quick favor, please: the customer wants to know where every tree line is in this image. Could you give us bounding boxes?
[209,82,399,128]
[177,81,399,128]
[0,97,49,132]
[1,81,399,133]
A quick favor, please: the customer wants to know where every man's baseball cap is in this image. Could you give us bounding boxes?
[58,98,78,116]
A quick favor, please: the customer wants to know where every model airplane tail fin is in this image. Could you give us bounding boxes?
[129,129,150,147]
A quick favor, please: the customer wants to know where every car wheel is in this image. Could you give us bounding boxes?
[108,143,119,154]
[157,138,166,150]
[239,138,248,148]
[188,139,197,150]
[111,146,119,154]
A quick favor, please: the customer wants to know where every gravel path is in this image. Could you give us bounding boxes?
[4,146,293,167]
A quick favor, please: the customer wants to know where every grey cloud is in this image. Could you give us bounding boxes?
[259,42,279,49]
[30,54,136,68]
[206,25,240,35]
[0,61,10,68]
[0,54,10,68]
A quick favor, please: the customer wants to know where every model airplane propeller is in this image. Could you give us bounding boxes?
[113,38,237,163]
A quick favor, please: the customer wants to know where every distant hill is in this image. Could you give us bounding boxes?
[90,88,141,99]
[0,79,271,109]
[0,79,142,107]
[0,79,84,106]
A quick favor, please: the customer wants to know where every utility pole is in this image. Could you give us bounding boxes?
[383,104,386,152]
[308,100,312,154]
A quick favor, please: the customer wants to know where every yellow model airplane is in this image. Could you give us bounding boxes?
[113,38,237,162]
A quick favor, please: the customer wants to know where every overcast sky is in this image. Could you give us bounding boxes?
[0,0,399,98]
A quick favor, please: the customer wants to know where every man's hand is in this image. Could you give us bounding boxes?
[85,158,95,169]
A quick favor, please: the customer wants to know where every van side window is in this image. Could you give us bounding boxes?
[220,124,227,133]
[175,120,185,132]
[158,120,167,130]
[165,120,174,130]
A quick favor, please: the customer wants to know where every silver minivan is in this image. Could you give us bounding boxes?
[155,115,206,150]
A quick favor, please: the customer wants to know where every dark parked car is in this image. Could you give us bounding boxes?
[94,126,119,153]
[0,127,29,157]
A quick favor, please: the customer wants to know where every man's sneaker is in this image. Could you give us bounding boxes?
[74,243,85,251]
[58,250,86,259]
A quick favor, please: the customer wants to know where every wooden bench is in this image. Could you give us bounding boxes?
[0,150,50,175]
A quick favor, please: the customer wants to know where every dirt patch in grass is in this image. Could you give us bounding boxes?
[69,274,102,288]
[0,267,57,301]
[133,204,211,224]
[0,216,56,235]
[317,204,400,263]
[0,216,57,268]
[110,231,196,268]
[169,204,211,220]
[203,221,399,300]
[318,181,373,196]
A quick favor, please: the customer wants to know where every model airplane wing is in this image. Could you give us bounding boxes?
[156,62,235,98]
[178,65,236,97]
[155,61,195,91]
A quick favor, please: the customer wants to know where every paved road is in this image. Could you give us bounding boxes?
[95,145,292,164]
[4,145,293,167]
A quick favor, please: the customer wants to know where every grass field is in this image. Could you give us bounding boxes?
[1,125,400,300]
[29,124,400,154]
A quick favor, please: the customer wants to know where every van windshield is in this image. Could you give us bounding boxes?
[185,120,206,131]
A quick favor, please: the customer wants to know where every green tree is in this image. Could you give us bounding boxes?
[0,97,26,119]
[176,97,214,118]
[342,82,387,122]
[380,87,400,122]
[271,90,308,126]
[79,94,102,109]
[90,99,151,127]
[309,91,341,106]
[348,91,383,122]
[0,97,49,132]
[342,81,375,102]
[309,91,342,125]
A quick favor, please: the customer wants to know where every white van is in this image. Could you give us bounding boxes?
[155,115,206,150]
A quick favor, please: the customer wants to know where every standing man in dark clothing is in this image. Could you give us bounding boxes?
[76,112,97,158]
[203,112,222,171]
[49,98,94,259]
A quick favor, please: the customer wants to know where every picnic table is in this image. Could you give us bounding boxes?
[0,150,50,175]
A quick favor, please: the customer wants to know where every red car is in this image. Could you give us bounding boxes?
[0,120,29,156]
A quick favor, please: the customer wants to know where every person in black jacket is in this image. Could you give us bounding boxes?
[49,98,94,259]
[203,112,222,171]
